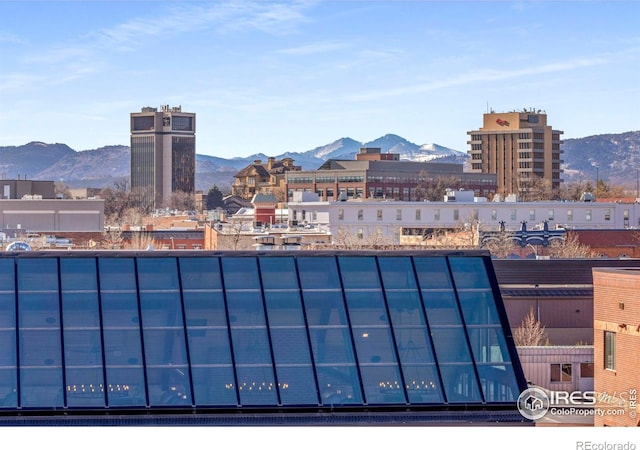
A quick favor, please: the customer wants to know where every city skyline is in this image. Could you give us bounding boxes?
[1,1,639,159]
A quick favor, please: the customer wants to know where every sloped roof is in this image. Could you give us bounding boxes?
[234,159,301,178]
[0,250,530,426]
[251,193,278,204]
[234,163,270,178]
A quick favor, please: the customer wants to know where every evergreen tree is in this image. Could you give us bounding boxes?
[206,185,225,210]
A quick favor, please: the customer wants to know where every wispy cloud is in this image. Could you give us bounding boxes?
[90,1,313,51]
[15,2,314,64]
[0,73,45,93]
[332,48,404,71]
[278,40,348,55]
[8,1,316,92]
[348,55,613,101]
[0,31,27,46]
[22,46,91,65]
[218,1,312,35]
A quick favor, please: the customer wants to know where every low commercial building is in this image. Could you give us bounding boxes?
[0,178,55,199]
[0,199,104,234]
[517,346,594,393]
[286,147,497,201]
[287,193,640,246]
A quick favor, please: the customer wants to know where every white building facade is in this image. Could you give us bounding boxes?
[287,193,640,245]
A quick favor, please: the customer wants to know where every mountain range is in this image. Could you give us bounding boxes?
[1,131,639,193]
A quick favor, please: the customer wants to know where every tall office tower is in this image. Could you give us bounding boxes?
[130,105,196,209]
[467,110,563,199]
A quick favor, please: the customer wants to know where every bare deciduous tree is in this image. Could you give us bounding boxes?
[126,232,157,250]
[483,231,518,258]
[518,174,553,201]
[166,190,195,211]
[514,306,548,346]
[102,228,124,249]
[548,231,594,258]
[557,180,594,201]
[312,226,402,250]
[100,183,153,226]
[414,173,462,202]
[54,181,70,199]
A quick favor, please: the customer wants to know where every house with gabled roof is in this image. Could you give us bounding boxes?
[231,157,300,200]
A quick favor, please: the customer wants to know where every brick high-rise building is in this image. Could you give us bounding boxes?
[467,110,563,199]
[130,105,196,209]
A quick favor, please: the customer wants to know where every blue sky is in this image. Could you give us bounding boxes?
[1,1,639,159]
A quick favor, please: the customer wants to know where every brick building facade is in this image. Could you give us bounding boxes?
[592,267,640,426]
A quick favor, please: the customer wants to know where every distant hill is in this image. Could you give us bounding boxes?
[561,131,640,188]
[3,131,639,192]
[0,141,76,179]
[35,145,130,187]
[0,135,467,192]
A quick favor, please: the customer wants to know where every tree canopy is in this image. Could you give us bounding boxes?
[206,185,225,210]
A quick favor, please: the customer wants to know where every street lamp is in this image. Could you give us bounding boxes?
[591,161,599,196]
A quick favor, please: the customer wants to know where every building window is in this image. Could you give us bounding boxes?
[377,209,383,221]
[567,209,573,221]
[415,209,421,221]
[580,363,594,378]
[491,209,497,221]
[338,209,344,221]
[453,209,459,221]
[434,209,440,221]
[357,209,363,221]
[550,363,572,382]
[548,209,554,221]
[357,228,363,239]
[605,331,616,370]
[396,209,402,221]
[605,209,611,221]
[172,116,193,131]
[511,209,517,221]
[586,209,592,221]
[529,209,535,221]
[312,210,317,221]
[327,188,334,199]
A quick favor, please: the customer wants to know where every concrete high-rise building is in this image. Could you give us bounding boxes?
[130,105,196,209]
[467,110,563,199]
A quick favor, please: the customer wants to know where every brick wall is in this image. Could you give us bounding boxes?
[593,269,640,426]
